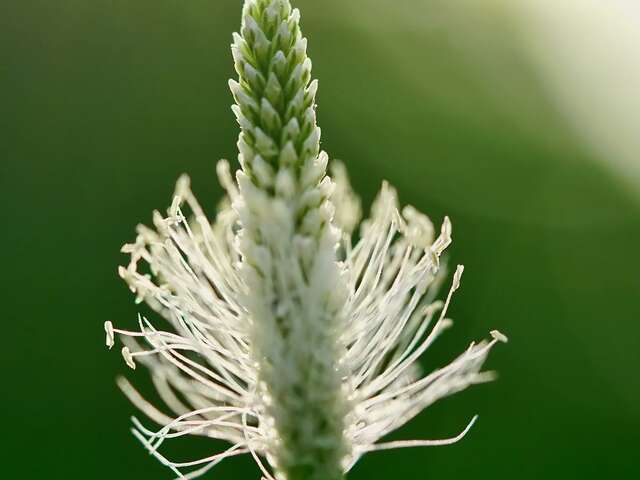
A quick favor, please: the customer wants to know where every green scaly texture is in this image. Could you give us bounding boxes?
[230,0,319,185]
[230,1,347,480]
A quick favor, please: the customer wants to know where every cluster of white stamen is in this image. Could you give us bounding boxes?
[104,1,506,478]
[106,170,506,478]
[337,184,507,469]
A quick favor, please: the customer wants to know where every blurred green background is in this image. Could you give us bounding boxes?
[2,0,639,478]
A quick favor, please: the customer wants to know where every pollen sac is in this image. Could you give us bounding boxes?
[121,347,136,370]
[104,321,115,349]
[491,330,509,343]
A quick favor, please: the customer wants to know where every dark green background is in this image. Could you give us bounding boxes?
[3,0,638,478]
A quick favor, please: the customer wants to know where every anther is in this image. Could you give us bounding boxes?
[104,321,115,349]
[452,265,464,291]
[122,347,136,370]
[118,266,128,279]
[490,330,508,343]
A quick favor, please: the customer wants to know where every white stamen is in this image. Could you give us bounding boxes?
[362,415,478,452]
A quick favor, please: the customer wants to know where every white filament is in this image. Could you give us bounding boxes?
[106,161,505,477]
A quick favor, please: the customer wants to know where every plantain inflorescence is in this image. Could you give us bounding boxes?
[104,1,507,479]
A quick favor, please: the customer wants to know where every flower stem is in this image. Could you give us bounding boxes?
[231,1,350,478]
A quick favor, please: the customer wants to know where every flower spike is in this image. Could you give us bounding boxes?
[104,1,506,478]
